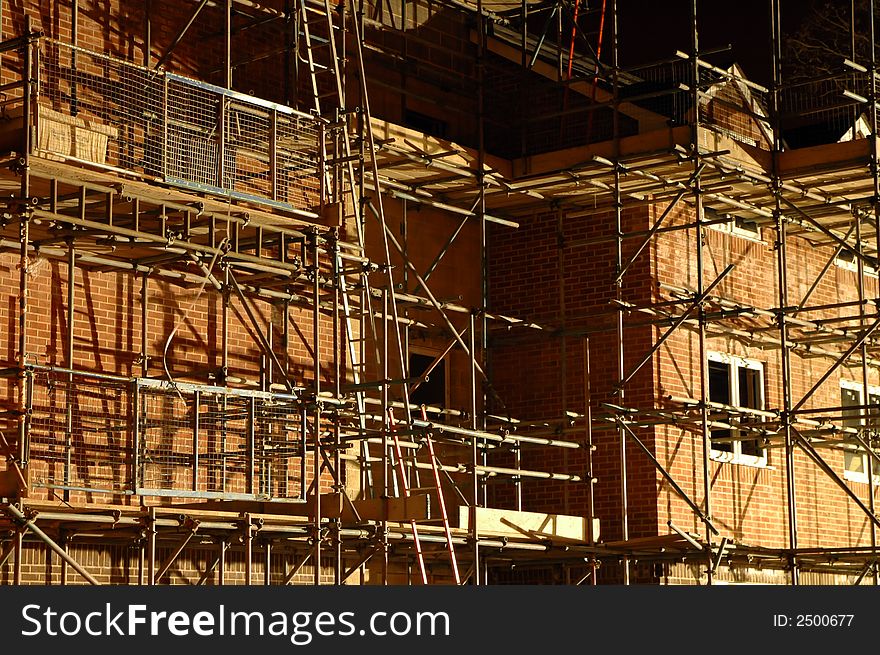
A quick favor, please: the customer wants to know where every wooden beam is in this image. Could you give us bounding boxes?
[453,506,599,543]
[169,493,347,519]
[353,494,431,522]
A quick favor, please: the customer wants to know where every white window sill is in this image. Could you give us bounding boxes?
[835,258,878,278]
[710,449,770,469]
[843,469,880,485]
[706,224,764,244]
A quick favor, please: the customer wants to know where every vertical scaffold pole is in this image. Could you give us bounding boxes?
[381,288,389,585]
[610,0,629,585]
[584,337,597,584]
[59,531,68,586]
[769,0,799,585]
[855,214,877,581]
[470,312,480,585]
[141,273,149,377]
[225,0,232,89]
[143,0,151,67]
[65,243,74,501]
[477,0,490,523]
[690,0,714,586]
[312,231,322,586]
[245,514,254,586]
[332,231,343,585]
[866,0,879,585]
[18,17,33,487]
[147,507,156,585]
[13,523,22,585]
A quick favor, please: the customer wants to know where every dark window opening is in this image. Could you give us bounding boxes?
[843,386,864,475]
[738,366,762,456]
[870,392,880,476]
[708,360,732,452]
[837,249,879,271]
[734,216,759,236]
[708,357,765,460]
[704,206,760,238]
[409,352,446,409]
[403,109,449,139]
[842,386,861,429]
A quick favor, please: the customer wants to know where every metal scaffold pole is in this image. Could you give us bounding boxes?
[13,0,880,586]
[769,0,799,586]
[584,337,597,584]
[312,230,322,585]
[476,0,488,586]
[855,207,877,582]
[690,0,714,586]
[16,16,34,501]
[470,312,480,585]
[610,0,629,586]
[867,0,880,585]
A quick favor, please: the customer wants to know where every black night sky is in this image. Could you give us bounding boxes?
[616,0,814,85]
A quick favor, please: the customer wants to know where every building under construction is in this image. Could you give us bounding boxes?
[0,0,879,585]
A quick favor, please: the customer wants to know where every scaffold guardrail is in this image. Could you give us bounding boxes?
[1,38,325,213]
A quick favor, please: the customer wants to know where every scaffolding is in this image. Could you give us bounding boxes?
[1,0,880,586]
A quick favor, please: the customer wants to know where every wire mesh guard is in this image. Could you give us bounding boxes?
[37,40,164,173]
[28,370,131,495]
[137,381,307,500]
[620,58,693,127]
[36,40,321,211]
[26,371,307,501]
[780,70,871,139]
[620,58,775,149]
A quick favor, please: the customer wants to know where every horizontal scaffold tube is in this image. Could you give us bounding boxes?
[338,453,580,482]
[354,397,582,448]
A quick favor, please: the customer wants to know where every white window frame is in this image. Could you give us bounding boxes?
[707,351,768,467]
[704,207,763,243]
[840,379,880,484]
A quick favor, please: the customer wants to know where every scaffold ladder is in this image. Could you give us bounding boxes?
[387,407,428,583]
[418,405,461,585]
[299,0,380,482]
[387,407,461,585]
[299,0,347,113]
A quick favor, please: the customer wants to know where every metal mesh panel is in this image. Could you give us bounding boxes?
[137,381,306,500]
[226,100,270,198]
[139,389,195,492]
[276,112,321,207]
[25,372,305,500]
[165,75,320,208]
[623,59,693,126]
[166,79,225,186]
[780,72,871,140]
[27,370,131,495]
[38,40,164,174]
[34,39,320,211]
[257,398,309,499]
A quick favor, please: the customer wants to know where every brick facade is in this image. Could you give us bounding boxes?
[0,0,876,586]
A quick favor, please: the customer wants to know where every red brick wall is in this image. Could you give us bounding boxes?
[0,241,341,503]
[489,192,880,581]
[2,1,297,103]
[653,199,880,551]
[701,78,772,149]
[488,203,658,548]
[0,248,338,386]
[0,539,341,585]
